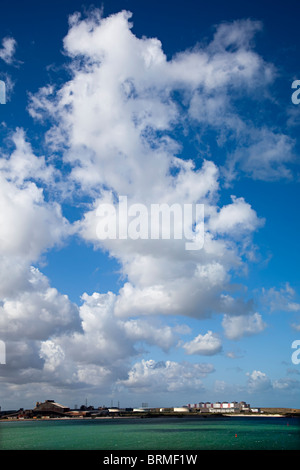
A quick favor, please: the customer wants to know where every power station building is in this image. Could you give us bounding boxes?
[186,401,251,413]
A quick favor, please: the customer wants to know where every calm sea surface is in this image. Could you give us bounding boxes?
[0,416,300,450]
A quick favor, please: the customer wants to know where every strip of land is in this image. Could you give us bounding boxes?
[1,407,299,421]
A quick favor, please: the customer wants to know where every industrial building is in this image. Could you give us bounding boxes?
[34,400,70,417]
[173,406,190,413]
[185,401,252,413]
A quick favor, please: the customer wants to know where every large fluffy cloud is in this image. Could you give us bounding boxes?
[117,359,215,394]
[29,11,293,189]
[44,10,267,324]
[2,9,290,404]
[0,129,79,391]
[0,128,69,266]
[34,291,189,394]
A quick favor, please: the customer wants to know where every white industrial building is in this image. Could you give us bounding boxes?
[186,401,251,413]
[173,406,190,413]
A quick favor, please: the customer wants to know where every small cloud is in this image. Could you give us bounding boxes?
[261,283,300,313]
[246,370,272,393]
[226,349,244,359]
[0,37,17,65]
[222,313,267,340]
[183,330,222,356]
[272,377,300,392]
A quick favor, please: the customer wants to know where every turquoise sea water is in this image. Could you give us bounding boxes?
[0,416,299,450]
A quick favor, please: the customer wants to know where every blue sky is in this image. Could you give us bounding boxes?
[0,0,300,410]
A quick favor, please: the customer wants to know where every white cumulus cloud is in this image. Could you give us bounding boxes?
[183,331,222,356]
[222,313,267,340]
[1,9,295,404]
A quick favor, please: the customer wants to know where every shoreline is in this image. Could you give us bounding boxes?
[1,411,299,422]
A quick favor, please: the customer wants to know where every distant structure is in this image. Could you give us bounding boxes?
[34,400,70,417]
[173,406,190,413]
[183,401,252,413]
[0,398,263,420]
